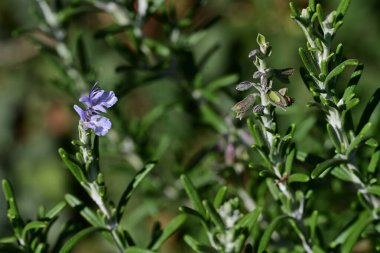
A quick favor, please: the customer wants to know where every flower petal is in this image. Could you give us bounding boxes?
[74,105,87,120]
[86,115,112,136]
[95,90,118,108]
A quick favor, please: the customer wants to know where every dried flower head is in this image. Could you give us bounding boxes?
[232,94,257,120]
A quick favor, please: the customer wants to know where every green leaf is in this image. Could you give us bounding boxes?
[138,105,168,137]
[294,116,316,142]
[337,0,351,20]
[288,173,310,183]
[308,0,316,11]
[2,180,23,237]
[309,210,319,241]
[90,135,100,181]
[258,215,290,253]
[368,149,380,173]
[76,35,90,74]
[58,148,86,183]
[343,64,363,103]
[22,221,48,239]
[345,97,359,111]
[347,122,371,155]
[299,48,319,76]
[125,247,156,253]
[277,135,293,157]
[342,86,356,105]
[0,236,17,243]
[204,74,239,93]
[116,162,156,221]
[58,5,93,23]
[198,44,221,70]
[300,67,318,91]
[213,186,227,208]
[357,88,380,133]
[234,234,246,252]
[321,59,328,76]
[357,191,372,210]
[34,243,46,253]
[184,235,219,253]
[2,179,17,206]
[148,222,162,250]
[326,124,342,153]
[252,145,271,169]
[203,200,225,229]
[179,206,205,222]
[312,245,326,253]
[150,214,186,251]
[58,227,106,253]
[65,194,104,227]
[334,20,343,31]
[331,166,353,182]
[311,158,347,179]
[200,104,228,134]
[266,178,280,200]
[258,169,277,179]
[316,4,325,27]
[94,24,132,38]
[289,2,300,17]
[247,119,264,147]
[257,33,266,46]
[285,148,296,174]
[46,201,66,219]
[193,73,203,89]
[347,63,364,85]
[341,211,372,253]
[236,207,262,233]
[183,235,200,252]
[324,59,359,86]
[180,174,206,218]
[330,219,356,248]
[367,185,380,196]
[365,138,378,148]
[196,245,220,253]
[145,39,170,57]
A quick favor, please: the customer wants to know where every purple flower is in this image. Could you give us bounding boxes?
[74,83,118,136]
[79,84,118,112]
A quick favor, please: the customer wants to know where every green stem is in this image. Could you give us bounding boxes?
[255,52,313,251]
[295,3,380,215]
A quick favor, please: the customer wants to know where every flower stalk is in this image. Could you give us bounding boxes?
[72,83,126,252]
[232,34,313,253]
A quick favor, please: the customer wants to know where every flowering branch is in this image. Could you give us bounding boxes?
[232,34,313,253]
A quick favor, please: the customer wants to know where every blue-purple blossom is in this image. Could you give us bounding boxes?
[74,83,118,136]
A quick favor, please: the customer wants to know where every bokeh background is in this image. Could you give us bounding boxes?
[1,0,380,252]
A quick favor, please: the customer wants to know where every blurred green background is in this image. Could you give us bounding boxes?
[1,0,379,252]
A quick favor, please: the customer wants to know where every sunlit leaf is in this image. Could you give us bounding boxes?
[180,175,206,218]
[213,186,227,209]
[150,214,186,251]
[341,211,372,253]
[288,173,310,183]
[116,162,156,221]
[311,158,347,179]
[58,227,106,253]
[258,215,290,253]
[324,59,359,86]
